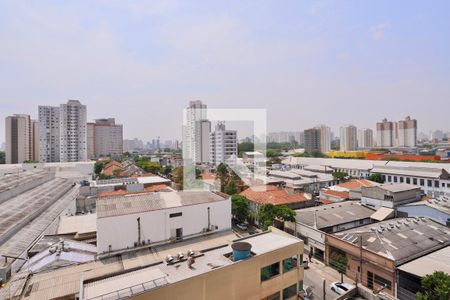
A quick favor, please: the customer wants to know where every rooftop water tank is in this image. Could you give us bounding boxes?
[231,242,252,261]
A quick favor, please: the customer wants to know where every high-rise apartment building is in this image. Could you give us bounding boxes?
[183,100,210,163]
[5,114,39,164]
[318,125,331,153]
[376,118,394,147]
[339,124,358,151]
[87,118,123,159]
[358,128,373,148]
[267,131,304,145]
[210,122,237,166]
[39,100,87,162]
[304,128,321,153]
[397,116,417,147]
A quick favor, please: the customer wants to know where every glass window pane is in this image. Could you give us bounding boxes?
[261,262,280,281]
[283,256,297,273]
[283,284,297,300]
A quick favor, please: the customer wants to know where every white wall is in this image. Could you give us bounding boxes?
[97,199,231,253]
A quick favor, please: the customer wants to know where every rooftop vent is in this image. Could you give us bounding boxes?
[231,242,252,261]
[165,255,174,263]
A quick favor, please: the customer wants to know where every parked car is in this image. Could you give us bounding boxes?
[301,259,309,269]
[236,223,248,231]
[330,282,355,295]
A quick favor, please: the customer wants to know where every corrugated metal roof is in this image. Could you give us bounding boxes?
[398,246,450,277]
[97,191,228,218]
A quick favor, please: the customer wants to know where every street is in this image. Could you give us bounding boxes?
[303,258,354,300]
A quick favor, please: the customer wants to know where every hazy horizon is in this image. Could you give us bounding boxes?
[1,1,449,143]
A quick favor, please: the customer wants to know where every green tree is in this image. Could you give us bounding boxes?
[137,161,162,174]
[266,149,282,157]
[224,178,238,195]
[257,204,296,230]
[237,142,254,157]
[172,166,184,189]
[216,163,229,192]
[231,195,250,223]
[0,151,5,164]
[162,165,172,177]
[417,271,450,300]
[368,173,384,183]
[94,161,104,175]
[332,171,348,181]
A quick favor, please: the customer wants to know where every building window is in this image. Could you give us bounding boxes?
[413,178,417,185]
[387,176,392,182]
[393,176,398,183]
[263,292,280,300]
[169,212,182,218]
[420,179,425,186]
[428,180,432,187]
[367,272,374,289]
[400,177,404,183]
[261,262,280,281]
[374,274,392,290]
[406,178,410,184]
[435,181,439,188]
[282,284,297,300]
[283,257,297,273]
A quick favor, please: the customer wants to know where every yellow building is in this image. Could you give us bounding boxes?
[18,228,304,300]
[326,151,368,159]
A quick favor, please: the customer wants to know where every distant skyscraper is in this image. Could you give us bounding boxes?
[183,100,210,163]
[210,122,237,166]
[5,114,39,164]
[87,118,123,159]
[397,116,417,147]
[304,128,321,153]
[39,100,87,162]
[358,128,373,148]
[376,118,394,148]
[339,124,358,151]
[267,131,304,145]
[317,125,331,153]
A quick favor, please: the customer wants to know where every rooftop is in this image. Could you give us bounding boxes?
[333,217,450,265]
[294,201,375,229]
[240,185,311,206]
[335,179,378,191]
[398,246,450,278]
[97,191,228,218]
[372,183,420,193]
[401,196,450,215]
[57,213,97,237]
[0,170,50,194]
[18,229,301,300]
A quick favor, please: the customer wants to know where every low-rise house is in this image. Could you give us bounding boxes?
[397,196,450,226]
[320,179,379,203]
[361,183,422,210]
[268,169,337,194]
[326,217,450,297]
[397,246,450,299]
[284,201,376,261]
[96,191,231,253]
[240,184,314,212]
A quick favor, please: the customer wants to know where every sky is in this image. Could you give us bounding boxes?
[0,0,449,143]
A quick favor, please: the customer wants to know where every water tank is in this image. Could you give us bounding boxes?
[231,242,252,261]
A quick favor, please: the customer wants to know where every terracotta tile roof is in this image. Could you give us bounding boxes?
[240,185,309,206]
[97,184,171,197]
[202,173,216,180]
[337,179,377,190]
[321,190,349,199]
[319,199,335,205]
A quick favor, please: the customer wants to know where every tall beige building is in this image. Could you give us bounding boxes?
[339,124,358,151]
[5,114,39,164]
[358,128,373,148]
[397,116,417,147]
[376,118,394,147]
[87,118,123,159]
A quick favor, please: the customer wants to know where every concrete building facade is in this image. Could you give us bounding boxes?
[39,100,87,162]
[96,191,231,253]
[376,118,394,148]
[397,116,417,147]
[183,100,211,163]
[358,128,373,148]
[5,114,39,164]
[340,124,358,151]
[210,122,237,166]
[87,118,123,159]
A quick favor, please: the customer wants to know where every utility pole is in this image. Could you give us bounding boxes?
[359,235,363,284]
[137,217,141,245]
[322,278,326,300]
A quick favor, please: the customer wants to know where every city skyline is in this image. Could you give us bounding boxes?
[1,1,450,143]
